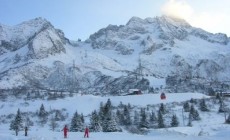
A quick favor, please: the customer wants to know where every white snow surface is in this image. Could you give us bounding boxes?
[1,92,230,140]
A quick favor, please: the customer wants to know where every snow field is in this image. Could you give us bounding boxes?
[1,92,230,140]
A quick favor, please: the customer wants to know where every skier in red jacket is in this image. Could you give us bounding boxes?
[63,125,69,138]
[84,126,89,138]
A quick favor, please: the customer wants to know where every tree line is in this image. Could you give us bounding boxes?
[9,95,230,136]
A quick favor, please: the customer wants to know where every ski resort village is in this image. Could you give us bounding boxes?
[1,0,230,140]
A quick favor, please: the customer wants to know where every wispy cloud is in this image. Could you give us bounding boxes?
[161,0,193,19]
[161,0,230,36]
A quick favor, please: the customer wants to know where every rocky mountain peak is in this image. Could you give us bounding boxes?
[0,17,67,58]
[17,17,52,29]
[156,16,191,28]
[0,18,51,52]
[126,16,191,29]
[88,16,195,54]
[126,16,146,26]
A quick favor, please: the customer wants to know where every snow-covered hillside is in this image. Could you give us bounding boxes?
[0,16,230,94]
[1,16,230,140]
[1,93,230,140]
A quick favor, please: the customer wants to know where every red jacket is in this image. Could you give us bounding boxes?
[85,127,89,133]
[63,126,68,133]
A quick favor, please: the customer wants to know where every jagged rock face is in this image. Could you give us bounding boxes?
[27,27,66,59]
[154,16,190,41]
[88,16,229,54]
[0,18,50,52]
[191,29,229,45]
[195,59,223,79]
[88,16,192,54]
[0,17,67,58]
[170,54,192,79]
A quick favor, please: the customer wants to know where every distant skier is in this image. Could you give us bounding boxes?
[25,126,28,136]
[63,125,69,138]
[84,126,89,138]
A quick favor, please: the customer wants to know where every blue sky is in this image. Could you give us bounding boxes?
[0,0,229,40]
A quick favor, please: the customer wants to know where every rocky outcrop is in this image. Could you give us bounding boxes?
[0,17,67,58]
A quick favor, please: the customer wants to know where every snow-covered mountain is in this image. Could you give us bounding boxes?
[0,16,230,94]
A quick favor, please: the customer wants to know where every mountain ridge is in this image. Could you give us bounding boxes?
[0,16,230,94]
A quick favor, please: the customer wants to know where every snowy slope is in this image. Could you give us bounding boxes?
[0,92,207,115]
[0,93,230,140]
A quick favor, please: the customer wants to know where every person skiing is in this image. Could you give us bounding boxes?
[63,125,69,138]
[84,126,89,138]
[25,126,28,136]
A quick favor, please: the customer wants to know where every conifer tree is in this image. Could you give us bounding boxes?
[123,105,132,126]
[183,102,190,112]
[102,99,112,118]
[193,110,201,120]
[189,105,201,121]
[70,111,84,132]
[139,108,149,128]
[157,110,165,128]
[38,104,48,125]
[39,104,47,117]
[159,103,166,114]
[102,113,119,132]
[116,109,123,125]
[105,98,112,110]
[101,99,120,132]
[102,99,112,122]
[170,114,179,127]
[118,101,124,108]
[127,103,132,110]
[99,102,104,121]
[80,113,85,124]
[149,111,157,123]
[149,111,157,128]
[190,98,195,104]
[10,109,23,136]
[199,99,209,111]
[70,111,79,132]
[189,105,195,119]
[90,110,102,132]
[133,110,140,125]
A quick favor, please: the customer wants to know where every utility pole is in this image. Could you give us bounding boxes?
[138,54,143,79]
[223,97,227,122]
[182,108,185,126]
[72,60,76,93]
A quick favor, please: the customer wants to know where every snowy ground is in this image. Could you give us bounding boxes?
[1,128,230,140]
[1,92,230,140]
